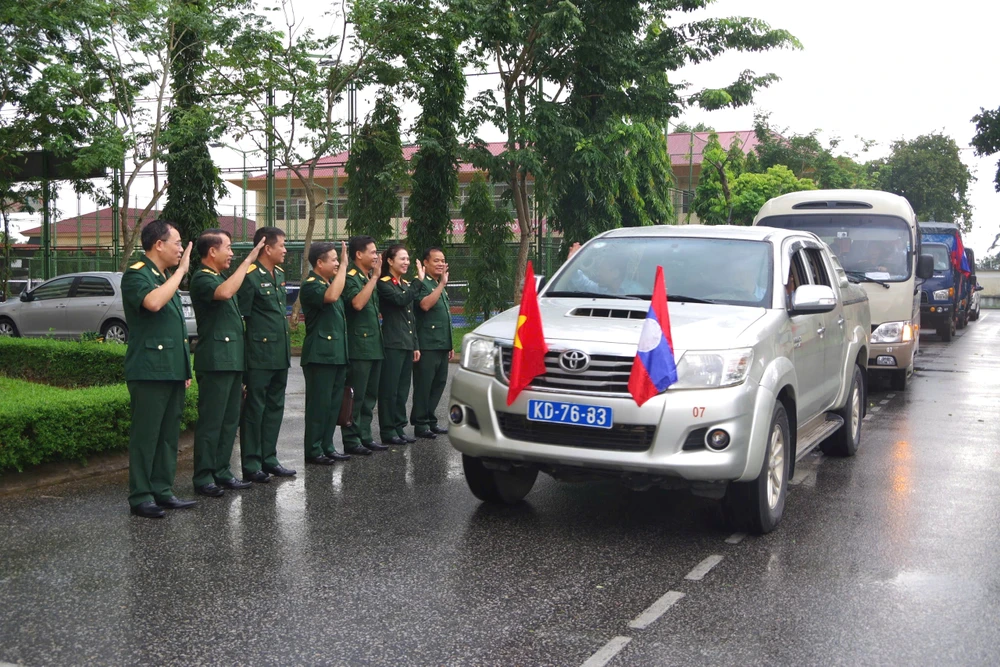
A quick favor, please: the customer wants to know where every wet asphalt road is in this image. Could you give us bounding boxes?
[1,315,999,666]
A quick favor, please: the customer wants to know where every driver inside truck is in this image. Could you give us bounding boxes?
[565,241,644,296]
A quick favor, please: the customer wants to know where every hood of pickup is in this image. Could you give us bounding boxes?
[474,298,767,351]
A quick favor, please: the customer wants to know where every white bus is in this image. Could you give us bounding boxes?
[754,190,932,390]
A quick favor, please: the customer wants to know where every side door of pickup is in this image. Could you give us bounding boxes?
[803,245,847,411]
[786,246,826,419]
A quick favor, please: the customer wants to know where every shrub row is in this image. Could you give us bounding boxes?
[0,377,199,473]
[0,337,127,387]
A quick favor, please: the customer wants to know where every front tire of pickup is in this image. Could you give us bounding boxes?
[822,364,864,457]
[723,402,790,535]
[462,455,538,504]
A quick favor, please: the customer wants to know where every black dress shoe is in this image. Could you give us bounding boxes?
[217,478,252,490]
[195,483,224,498]
[130,501,165,518]
[345,445,373,456]
[305,455,335,466]
[325,451,351,461]
[244,470,272,483]
[157,496,197,510]
[415,430,437,439]
[401,434,417,443]
[383,436,406,446]
[263,464,297,477]
[364,441,389,451]
[430,425,449,434]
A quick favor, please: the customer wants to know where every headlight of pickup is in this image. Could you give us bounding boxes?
[673,348,754,390]
[461,335,497,375]
[932,289,951,301]
[870,321,913,344]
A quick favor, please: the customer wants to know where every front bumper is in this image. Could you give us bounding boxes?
[447,369,774,483]
[869,337,916,370]
[920,304,952,328]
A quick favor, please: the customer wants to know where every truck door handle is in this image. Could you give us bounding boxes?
[793,336,802,348]
[817,327,826,337]
[837,316,845,327]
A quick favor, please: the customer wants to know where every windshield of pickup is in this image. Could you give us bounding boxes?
[544,237,773,307]
[925,244,951,272]
[758,214,912,282]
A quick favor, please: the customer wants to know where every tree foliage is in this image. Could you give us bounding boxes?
[972,106,1000,193]
[463,172,513,322]
[406,36,465,258]
[872,132,973,232]
[344,95,407,243]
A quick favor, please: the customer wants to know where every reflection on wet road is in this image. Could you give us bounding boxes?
[1,316,998,666]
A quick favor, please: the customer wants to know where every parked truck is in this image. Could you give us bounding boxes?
[918,222,972,339]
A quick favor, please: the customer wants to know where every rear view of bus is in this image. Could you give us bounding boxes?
[754,190,932,391]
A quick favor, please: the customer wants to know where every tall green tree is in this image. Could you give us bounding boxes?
[972,105,1000,192]
[457,0,800,298]
[873,132,974,232]
[345,95,407,243]
[406,37,465,257]
[728,165,816,225]
[463,172,513,322]
[691,132,747,225]
[160,0,224,254]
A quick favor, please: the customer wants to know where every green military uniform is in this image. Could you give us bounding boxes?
[411,275,453,432]
[237,262,291,473]
[299,270,349,459]
[377,275,421,440]
[342,262,383,447]
[121,259,192,508]
[190,265,245,488]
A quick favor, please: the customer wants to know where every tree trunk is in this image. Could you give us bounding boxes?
[290,166,320,326]
[511,167,532,303]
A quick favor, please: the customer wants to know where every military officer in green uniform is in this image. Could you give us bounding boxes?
[121,219,196,518]
[237,226,296,481]
[341,235,388,455]
[377,244,423,446]
[189,230,265,497]
[411,247,453,439]
[299,240,354,465]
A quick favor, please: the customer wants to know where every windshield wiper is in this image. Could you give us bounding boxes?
[619,294,715,304]
[544,290,641,300]
[846,271,891,289]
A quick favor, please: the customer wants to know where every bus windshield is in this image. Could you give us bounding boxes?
[758,214,913,282]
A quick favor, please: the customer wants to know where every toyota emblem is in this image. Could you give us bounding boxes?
[559,349,591,373]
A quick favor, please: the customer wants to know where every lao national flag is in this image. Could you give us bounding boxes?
[953,234,971,277]
[628,266,678,407]
[507,261,549,406]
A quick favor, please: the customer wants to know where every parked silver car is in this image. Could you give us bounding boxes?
[449,226,871,533]
[0,271,196,343]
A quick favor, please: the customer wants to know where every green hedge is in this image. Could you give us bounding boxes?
[0,337,127,387]
[0,377,199,473]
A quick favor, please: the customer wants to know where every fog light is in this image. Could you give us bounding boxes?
[876,355,896,366]
[930,307,936,312]
[706,429,730,451]
[450,405,464,424]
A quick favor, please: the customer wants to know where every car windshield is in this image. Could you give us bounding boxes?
[544,236,773,308]
[925,245,951,272]
[759,214,912,282]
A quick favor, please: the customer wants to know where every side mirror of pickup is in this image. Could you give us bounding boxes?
[790,284,837,314]
[916,254,934,280]
[19,291,32,303]
[975,284,984,292]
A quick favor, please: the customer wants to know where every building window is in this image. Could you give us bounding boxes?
[276,199,307,221]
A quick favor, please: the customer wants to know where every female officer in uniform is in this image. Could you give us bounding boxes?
[376,244,424,446]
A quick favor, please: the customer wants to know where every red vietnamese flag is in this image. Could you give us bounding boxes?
[507,261,549,406]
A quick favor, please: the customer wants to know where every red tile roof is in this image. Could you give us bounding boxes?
[22,207,257,237]
[666,131,760,167]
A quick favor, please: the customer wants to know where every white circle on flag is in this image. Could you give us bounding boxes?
[637,317,661,353]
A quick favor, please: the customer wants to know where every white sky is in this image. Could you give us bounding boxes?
[23,0,1000,258]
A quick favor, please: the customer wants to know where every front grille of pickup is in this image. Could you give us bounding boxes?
[496,413,655,452]
[499,346,633,396]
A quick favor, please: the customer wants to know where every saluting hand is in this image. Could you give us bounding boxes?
[339,241,348,265]
[372,254,383,278]
[440,264,449,286]
[415,259,426,281]
[246,237,266,264]
[178,242,193,274]
[568,242,582,260]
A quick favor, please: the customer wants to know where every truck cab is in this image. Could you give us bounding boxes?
[918,222,972,338]
[920,242,961,341]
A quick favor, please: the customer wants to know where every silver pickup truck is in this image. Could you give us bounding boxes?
[448,226,871,533]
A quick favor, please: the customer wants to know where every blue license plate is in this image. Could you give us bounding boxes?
[526,400,613,429]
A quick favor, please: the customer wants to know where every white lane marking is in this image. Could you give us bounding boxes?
[685,554,724,581]
[863,414,872,421]
[879,399,889,405]
[628,591,685,630]
[790,465,815,485]
[887,393,896,399]
[581,636,632,667]
[979,313,989,322]
[725,532,746,544]
[870,406,881,413]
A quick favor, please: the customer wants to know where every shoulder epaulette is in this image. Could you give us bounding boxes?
[306,276,316,282]
[247,264,257,274]
[275,265,284,273]
[130,261,145,270]
[201,268,217,275]
[402,279,409,285]
[380,276,392,282]
[348,269,357,277]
